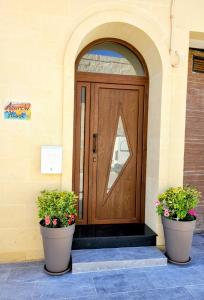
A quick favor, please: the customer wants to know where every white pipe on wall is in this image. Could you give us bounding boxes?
[169,0,180,67]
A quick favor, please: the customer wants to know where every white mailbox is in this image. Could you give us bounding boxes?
[41,146,62,174]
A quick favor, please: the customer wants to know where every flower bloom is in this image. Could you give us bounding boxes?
[45,216,50,225]
[188,209,197,217]
[164,209,170,217]
[53,218,57,226]
[71,214,76,220]
[153,200,160,207]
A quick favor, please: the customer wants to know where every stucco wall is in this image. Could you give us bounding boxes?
[0,0,204,262]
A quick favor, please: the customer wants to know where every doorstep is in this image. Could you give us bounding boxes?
[72,223,157,249]
[72,246,167,273]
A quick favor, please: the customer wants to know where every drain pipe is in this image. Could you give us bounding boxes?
[169,0,180,67]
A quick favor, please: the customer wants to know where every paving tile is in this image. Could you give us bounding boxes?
[6,265,54,282]
[185,284,204,300]
[92,287,194,300]
[32,296,67,300]
[102,292,143,300]
[33,276,96,298]
[105,294,143,300]
[145,265,204,288]
[93,269,154,294]
[0,267,10,281]
[191,262,204,278]
[69,297,98,300]
[192,234,204,245]
[6,264,97,285]
[190,253,204,268]
[68,287,194,300]
[69,292,139,300]
[132,287,193,300]
[0,264,11,270]
[191,244,204,255]
[0,282,35,300]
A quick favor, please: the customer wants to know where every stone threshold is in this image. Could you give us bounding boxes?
[72,246,167,273]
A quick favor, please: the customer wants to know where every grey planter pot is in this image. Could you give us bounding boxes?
[162,216,196,263]
[40,222,75,274]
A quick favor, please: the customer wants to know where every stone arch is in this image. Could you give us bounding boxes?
[62,13,170,242]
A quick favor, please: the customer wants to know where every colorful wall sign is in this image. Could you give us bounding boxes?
[4,102,31,120]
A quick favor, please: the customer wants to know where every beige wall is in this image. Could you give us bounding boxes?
[0,0,204,262]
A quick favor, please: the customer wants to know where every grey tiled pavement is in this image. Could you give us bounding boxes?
[1,234,204,299]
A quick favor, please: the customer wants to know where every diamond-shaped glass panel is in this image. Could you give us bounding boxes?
[107,116,130,193]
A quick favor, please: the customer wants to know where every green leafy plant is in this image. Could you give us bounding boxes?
[37,190,78,228]
[154,186,200,221]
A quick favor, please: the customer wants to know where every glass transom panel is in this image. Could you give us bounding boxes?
[77,42,145,76]
[107,116,130,193]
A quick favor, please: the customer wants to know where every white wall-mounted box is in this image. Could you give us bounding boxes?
[41,146,62,174]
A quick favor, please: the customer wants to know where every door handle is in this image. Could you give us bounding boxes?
[93,133,98,154]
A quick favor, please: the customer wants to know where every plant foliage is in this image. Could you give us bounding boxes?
[154,186,200,221]
[37,190,78,227]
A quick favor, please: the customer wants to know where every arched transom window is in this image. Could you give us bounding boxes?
[77,41,145,76]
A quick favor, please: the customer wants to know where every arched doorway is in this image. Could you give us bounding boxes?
[73,38,149,225]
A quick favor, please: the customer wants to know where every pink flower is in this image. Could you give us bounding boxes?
[188,209,197,217]
[53,219,57,226]
[45,216,50,225]
[153,200,160,207]
[164,209,170,217]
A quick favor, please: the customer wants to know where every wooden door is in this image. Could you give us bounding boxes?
[88,83,145,224]
[73,75,148,225]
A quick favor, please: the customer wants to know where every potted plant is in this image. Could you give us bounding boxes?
[37,190,77,275]
[154,186,200,264]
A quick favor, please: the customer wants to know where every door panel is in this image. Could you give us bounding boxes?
[89,83,145,224]
[74,79,147,225]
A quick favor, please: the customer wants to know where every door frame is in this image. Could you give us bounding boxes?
[73,39,149,225]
